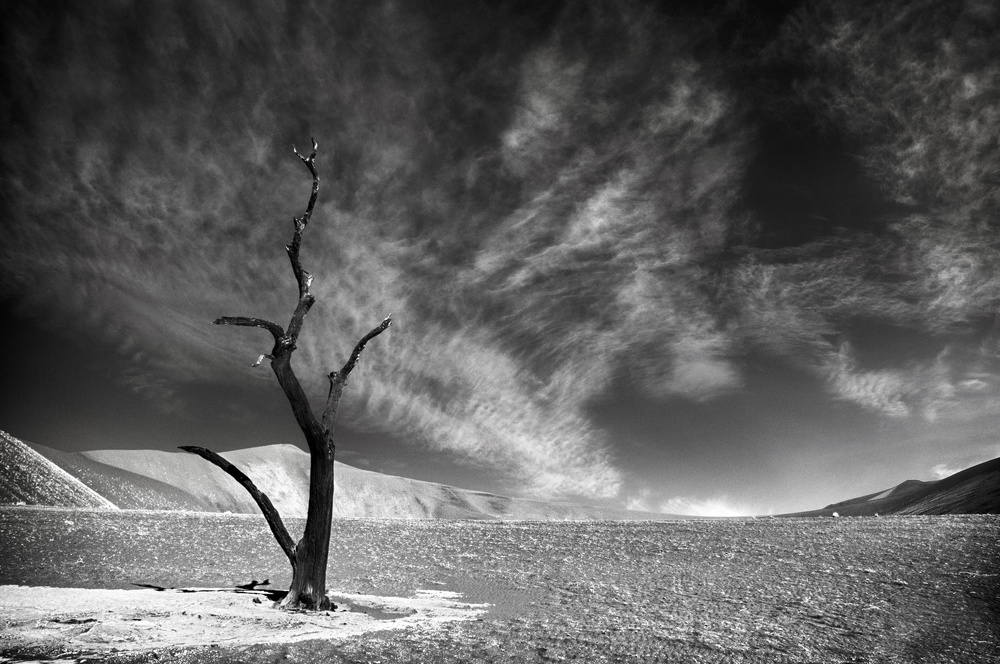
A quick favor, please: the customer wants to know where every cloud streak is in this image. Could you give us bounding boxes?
[2,0,999,506]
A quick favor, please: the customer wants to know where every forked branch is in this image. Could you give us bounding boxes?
[212,141,319,362]
[178,445,297,566]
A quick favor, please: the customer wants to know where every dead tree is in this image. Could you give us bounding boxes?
[181,140,390,610]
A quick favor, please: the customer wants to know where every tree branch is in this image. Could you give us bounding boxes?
[270,352,326,453]
[337,315,392,380]
[213,317,284,344]
[322,315,392,434]
[178,446,297,566]
[292,138,319,228]
[285,139,320,344]
[211,141,319,363]
[211,143,328,455]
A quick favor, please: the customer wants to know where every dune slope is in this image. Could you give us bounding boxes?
[4,431,669,520]
[0,431,116,509]
[785,457,1000,517]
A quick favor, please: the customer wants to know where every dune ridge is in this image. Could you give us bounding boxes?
[5,429,997,517]
[1,430,670,520]
[0,430,117,509]
[783,457,1000,517]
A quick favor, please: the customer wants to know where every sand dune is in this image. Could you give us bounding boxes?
[6,428,995,518]
[27,442,214,511]
[784,457,1000,516]
[0,430,116,509]
[2,430,668,520]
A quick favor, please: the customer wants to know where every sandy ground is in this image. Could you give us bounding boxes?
[0,585,487,656]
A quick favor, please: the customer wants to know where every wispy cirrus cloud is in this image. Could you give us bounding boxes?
[3,1,750,500]
[3,0,1000,508]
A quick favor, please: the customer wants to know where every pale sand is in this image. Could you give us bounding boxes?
[0,585,487,655]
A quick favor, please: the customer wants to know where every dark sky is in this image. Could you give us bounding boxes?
[2,0,999,515]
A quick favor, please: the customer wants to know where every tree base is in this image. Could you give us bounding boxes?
[278,592,334,612]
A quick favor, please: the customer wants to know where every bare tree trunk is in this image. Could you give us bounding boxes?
[182,140,390,611]
[285,443,334,609]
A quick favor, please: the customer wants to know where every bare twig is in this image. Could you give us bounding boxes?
[251,354,273,368]
[292,138,319,225]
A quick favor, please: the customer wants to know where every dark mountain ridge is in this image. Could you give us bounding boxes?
[783,457,1000,517]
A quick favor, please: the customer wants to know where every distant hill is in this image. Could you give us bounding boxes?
[27,442,213,511]
[5,429,998,518]
[783,456,1000,517]
[0,430,117,509]
[0,430,669,520]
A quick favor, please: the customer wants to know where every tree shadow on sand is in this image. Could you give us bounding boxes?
[130,581,417,620]
[132,579,288,604]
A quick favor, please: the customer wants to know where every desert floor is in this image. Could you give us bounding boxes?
[1,507,998,663]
